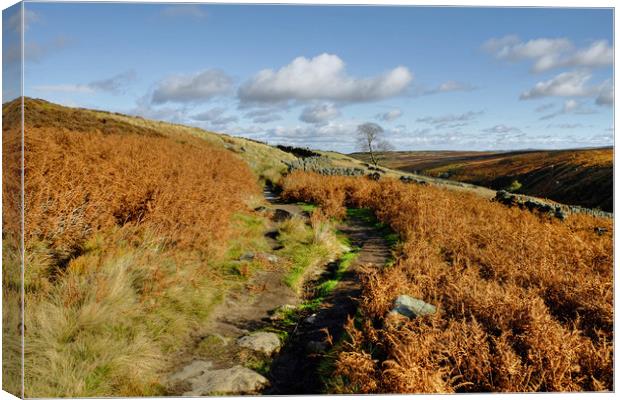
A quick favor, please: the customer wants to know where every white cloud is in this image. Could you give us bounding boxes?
[538,99,596,120]
[483,36,612,73]
[415,80,476,96]
[565,40,613,70]
[436,80,475,92]
[32,84,95,93]
[482,124,522,134]
[160,5,207,19]
[595,80,613,106]
[416,111,483,129]
[243,108,283,123]
[238,53,413,104]
[5,9,39,33]
[546,123,584,129]
[299,103,341,124]
[32,70,136,95]
[152,69,233,104]
[191,107,238,125]
[376,108,403,122]
[520,70,594,99]
[88,70,137,94]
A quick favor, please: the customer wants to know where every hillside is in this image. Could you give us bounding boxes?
[2,98,613,396]
[350,149,613,212]
[2,98,343,396]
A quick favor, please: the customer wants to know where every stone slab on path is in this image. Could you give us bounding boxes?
[170,361,269,396]
[237,331,281,356]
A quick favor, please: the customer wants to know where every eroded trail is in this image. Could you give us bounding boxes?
[166,186,391,395]
[265,210,391,394]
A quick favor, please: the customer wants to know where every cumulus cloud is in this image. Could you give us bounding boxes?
[191,107,238,125]
[152,69,233,104]
[483,36,612,73]
[299,103,341,124]
[417,111,483,129]
[32,70,137,94]
[238,53,413,104]
[520,70,595,99]
[482,124,522,134]
[376,109,403,122]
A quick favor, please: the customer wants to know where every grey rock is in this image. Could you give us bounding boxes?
[239,252,255,261]
[262,253,280,264]
[183,365,268,396]
[391,295,436,318]
[237,331,281,356]
[304,314,318,325]
[268,304,296,321]
[169,360,213,384]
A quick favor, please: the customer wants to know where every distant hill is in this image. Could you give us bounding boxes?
[350,148,613,212]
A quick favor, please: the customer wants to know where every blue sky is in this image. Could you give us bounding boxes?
[5,3,614,152]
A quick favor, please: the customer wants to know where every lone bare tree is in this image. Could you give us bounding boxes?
[356,122,393,166]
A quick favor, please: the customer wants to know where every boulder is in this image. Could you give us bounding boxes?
[169,360,213,384]
[183,365,269,396]
[367,172,381,181]
[390,295,436,319]
[237,331,281,356]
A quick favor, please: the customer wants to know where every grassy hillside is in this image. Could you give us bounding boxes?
[1,98,332,397]
[350,149,613,212]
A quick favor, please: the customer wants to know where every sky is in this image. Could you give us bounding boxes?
[3,2,614,152]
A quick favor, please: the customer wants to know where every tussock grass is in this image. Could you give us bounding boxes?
[1,98,277,397]
[277,211,344,292]
[282,172,613,393]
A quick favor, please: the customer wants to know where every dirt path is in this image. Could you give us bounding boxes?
[265,212,391,394]
[166,186,391,395]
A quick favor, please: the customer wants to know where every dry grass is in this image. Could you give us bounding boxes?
[281,172,613,393]
[2,98,269,396]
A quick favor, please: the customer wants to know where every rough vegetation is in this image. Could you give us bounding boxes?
[351,149,613,212]
[2,98,613,396]
[2,98,272,397]
[281,172,613,393]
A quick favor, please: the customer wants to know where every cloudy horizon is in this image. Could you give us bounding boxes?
[6,3,614,152]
